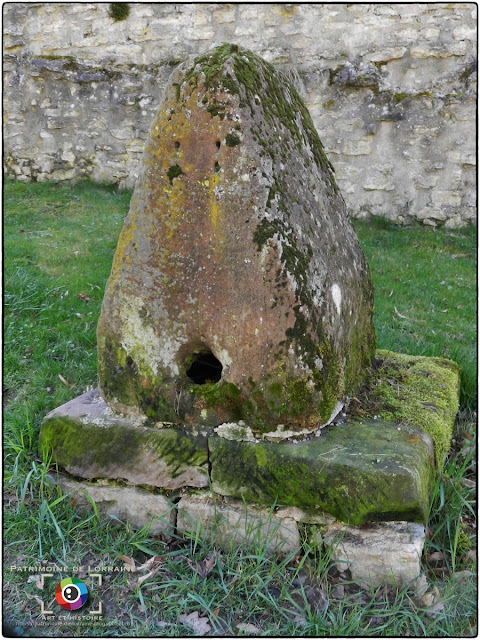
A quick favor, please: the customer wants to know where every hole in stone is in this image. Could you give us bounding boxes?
[214,161,220,172]
[174,141,180,149]
[216,140,221,149]
[186,350,223,385]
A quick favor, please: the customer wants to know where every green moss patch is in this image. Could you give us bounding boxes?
[225,133,241,147]
[39,393,209,489]
[166,164,184,184]
[109,3,130,21]
[365,350,461,466]
[183,43,336,187]
[210,417,435,525]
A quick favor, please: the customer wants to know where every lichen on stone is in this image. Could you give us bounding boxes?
[365,350,461,465]
[96,43,376,432]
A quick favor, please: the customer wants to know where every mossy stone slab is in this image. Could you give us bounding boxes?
[210,419,435,525]
[368,350,461,466]
[39,390,209,489]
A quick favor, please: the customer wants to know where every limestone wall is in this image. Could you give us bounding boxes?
[3,2,477,226]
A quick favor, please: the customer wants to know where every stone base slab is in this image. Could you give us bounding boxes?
[40,389,209,490]
[56,474,425,588]
[322,521,425,589]
[177,493,301,552]
[40,390,437,526]
[210,418,434,524]
[58,475,176,536]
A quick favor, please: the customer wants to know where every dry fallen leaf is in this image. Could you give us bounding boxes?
[137,555,163,572]
[27,575,44,590]
[293,614,308,628]
[78,292,92,302]
[452,570,475,583]
[179,611,211,636]
[305,585,329,614]
[427,551,444,563]
[394,306,408,319]
[187,549,219,578]
[118,554,136,571]
[236,622,261,634]
[137,568,161,587]
[135,555,164,586]
[417,586,444,618]
[412,574,429,597]
[58,374,73,388]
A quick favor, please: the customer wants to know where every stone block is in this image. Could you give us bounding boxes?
[370,350,461,465]
[39,389,209,490]
[177,493,301,552]
[58,475,175,535]
[323,521,425,589]
[97,44,376,435]
[210,417,434,525]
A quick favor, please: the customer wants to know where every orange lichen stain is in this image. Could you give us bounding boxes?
[406,434,421,443]
[140,376,151,389]
[108,219,137,294]
[209,173,221,229]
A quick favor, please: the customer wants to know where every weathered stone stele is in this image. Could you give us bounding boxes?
[97,44,376,434]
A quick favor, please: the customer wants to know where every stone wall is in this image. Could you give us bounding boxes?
[3,2,477,227]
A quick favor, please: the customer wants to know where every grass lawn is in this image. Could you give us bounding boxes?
[3,180,477,637]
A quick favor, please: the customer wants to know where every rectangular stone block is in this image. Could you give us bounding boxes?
[322,521,425,589]
[210,418,435,525]
[58,475,175,536]
[40,390,209,490]
[177,493,301,553]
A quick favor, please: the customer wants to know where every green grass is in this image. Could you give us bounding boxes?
[3,181,477,636]
[353,216,477,409]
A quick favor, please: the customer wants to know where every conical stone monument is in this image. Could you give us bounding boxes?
[40,45,460,586]
[96,43,376,436]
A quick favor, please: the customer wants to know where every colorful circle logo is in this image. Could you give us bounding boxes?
[55,577,88,610]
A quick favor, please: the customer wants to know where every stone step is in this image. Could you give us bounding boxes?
[41,392,434,526]
[210,418,435,525]
[54,473,427,590]
[39,389,209,490]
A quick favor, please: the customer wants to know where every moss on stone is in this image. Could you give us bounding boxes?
[192,381,243,422]
[210,416,434,524]
[166,163,184,184]
[39,413,208,484]
[182,44,336,190]
[207,103,226,119]
[225,133,240,147]
[109,3,130,21]
[367,350,461,466]
[97,335,179,422]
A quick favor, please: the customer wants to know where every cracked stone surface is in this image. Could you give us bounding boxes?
[322,521,426,589]
[177,493,301,552]
[40,390,209,490]
[58,475,176,536]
